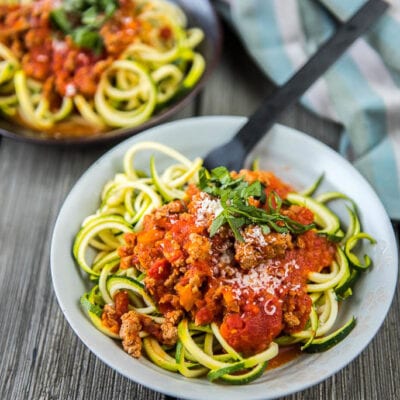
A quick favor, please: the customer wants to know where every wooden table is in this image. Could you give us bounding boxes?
[1,21,399,400]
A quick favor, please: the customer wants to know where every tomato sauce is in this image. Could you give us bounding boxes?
[118,171,337,359]
[267,345,303,370]
[0,0,158,99]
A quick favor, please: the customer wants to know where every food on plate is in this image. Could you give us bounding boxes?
[73,142,375,384]
[0,0,205,137]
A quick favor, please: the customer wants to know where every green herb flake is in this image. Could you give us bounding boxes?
[72,27,103,53]
[50,0,119,52]
[197,167,315,239]
[209,212,226,238]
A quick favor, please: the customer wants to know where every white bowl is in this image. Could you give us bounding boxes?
[51,116,398,400]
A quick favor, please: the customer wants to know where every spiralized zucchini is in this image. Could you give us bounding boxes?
[73,142,375,384]
[0,0,205,133]
[74,141,202,279]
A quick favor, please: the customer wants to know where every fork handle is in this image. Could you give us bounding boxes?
[235,0,388,154]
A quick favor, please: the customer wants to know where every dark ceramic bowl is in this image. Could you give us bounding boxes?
[0,0,222,146]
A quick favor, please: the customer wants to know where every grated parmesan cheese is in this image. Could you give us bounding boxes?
[36,54,48,63]
[223,258,302,300]
[243,225,266,246]
[193,192,223,227]
[52,39,67,52]
[264,299,277,315]
[65,84,77,97]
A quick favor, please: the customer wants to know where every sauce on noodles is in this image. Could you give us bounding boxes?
[118,171,336,356]
[0,0,205,136]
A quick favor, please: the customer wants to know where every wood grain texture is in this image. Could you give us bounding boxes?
[0,20,399,400]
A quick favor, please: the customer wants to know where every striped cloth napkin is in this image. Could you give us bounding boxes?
[215,0,400,220]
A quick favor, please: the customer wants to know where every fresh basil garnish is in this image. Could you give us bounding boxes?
[198,166,315,241]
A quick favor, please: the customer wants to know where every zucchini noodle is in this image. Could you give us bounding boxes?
[73,142,375,384]
[0,0,205,135]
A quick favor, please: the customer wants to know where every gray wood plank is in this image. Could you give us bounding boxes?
[0,103,195,400]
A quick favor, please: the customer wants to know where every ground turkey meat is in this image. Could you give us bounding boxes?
[119,309,182,358]
[235,225,293,270]
[120,311,143,358]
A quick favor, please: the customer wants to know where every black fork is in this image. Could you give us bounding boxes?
[202,0,388,171]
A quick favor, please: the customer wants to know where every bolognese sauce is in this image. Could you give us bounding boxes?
[0,1,205,135]
[117,170,336,357]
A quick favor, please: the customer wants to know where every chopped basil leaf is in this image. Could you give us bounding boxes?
[72,27,103,53]
[50,9,73,34]
[50,0,118,52]
[242,181,265,202]
[82,7,99,26]
[197,166,315,239]
[261,224,271,234]
[209,213,226,237]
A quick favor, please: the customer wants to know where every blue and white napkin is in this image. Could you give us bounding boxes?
[215,0,400,220]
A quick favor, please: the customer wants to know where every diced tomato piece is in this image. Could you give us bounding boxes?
[148,259,171,281]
